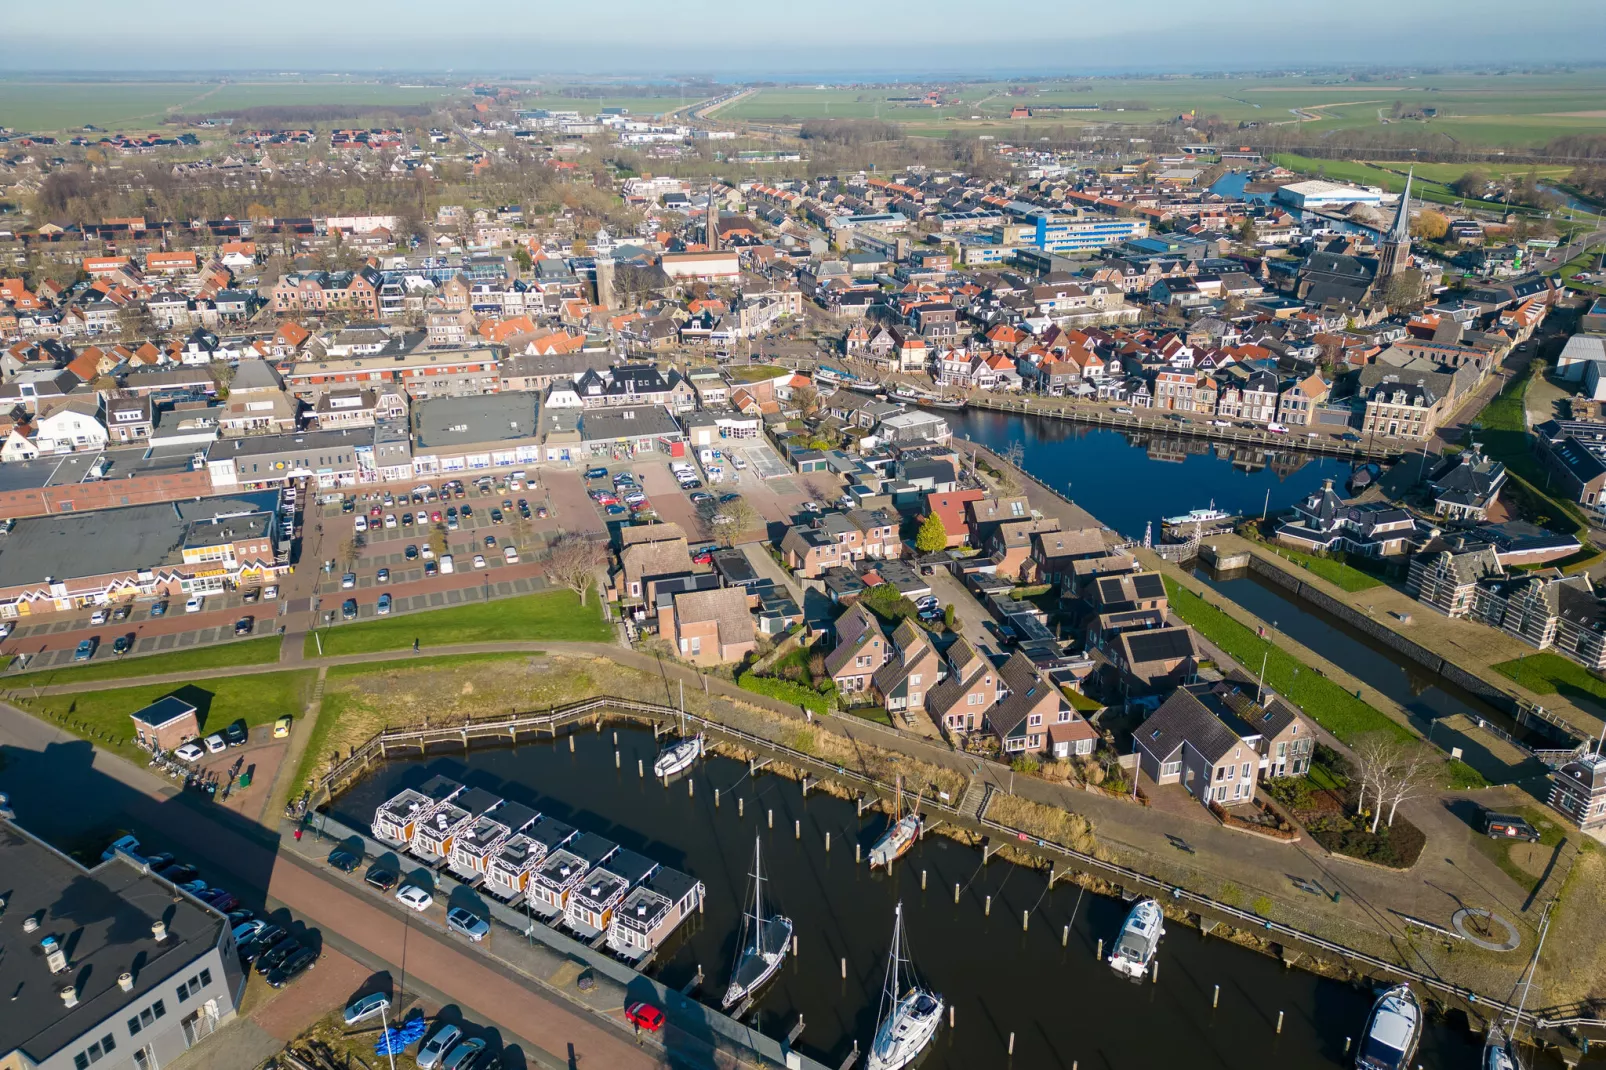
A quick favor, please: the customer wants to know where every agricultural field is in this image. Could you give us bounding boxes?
[725,72,1606,149]
[0,79,458,133]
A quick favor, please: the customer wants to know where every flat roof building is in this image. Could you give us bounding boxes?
[0,818,243,1070]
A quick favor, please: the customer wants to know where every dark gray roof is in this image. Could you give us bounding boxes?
[1139,689,1241,765]
[1123,627,1197,665]
[129,696,197,729]
[0,821,226,1065]
[413,393,538,449]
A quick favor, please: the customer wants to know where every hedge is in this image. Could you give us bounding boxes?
[737,672,836,714]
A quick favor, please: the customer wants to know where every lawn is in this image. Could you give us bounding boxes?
[16,670,316,765]
[1161,577,1413,744]
[305,587,610,658]
[1493,651,1606,705]
[1255,543,1384,593]
[728,365,788,381]
[4,636,282,686]
[1465,804,1567,897]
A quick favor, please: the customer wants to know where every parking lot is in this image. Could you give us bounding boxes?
[3,596,286,669]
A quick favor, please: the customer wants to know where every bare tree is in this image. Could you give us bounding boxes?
[1382,743,1439,829]
[544,532,608,605]
[707,497,760,548]
[1349,734,1436,833]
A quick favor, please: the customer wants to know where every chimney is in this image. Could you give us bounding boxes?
[118,972,134,992]
[151,919,169,942]
[42,935,68,973]
[60,985,79,1008]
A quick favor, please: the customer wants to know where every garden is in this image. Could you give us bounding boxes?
[1262,744,1426,869]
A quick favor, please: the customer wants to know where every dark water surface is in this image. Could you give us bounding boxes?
[332,732,1490,1069]
[945,408,1347,539]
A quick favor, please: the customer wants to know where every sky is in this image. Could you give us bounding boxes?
[10,0,1606,74]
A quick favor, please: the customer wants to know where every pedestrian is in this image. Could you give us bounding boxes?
[294,827,303,841]
[413,637,420,652]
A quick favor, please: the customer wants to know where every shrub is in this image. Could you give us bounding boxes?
[1010,756,1041,775]
[1219,882,1242,906]
[943,604,956,628]
[860,583,917,622]
[737,672,835,714]
[1251,896,1274,917]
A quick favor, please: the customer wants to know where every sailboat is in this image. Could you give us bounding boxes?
[722,836,793,1009]
[1106,897,1165,980]
[866,902,943,1070]
[653,732,704,779]
[868,777,922,870]
[1484,899,1552,1070]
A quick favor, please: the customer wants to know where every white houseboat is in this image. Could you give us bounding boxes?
[606,868,706,963]
[408,787,503,865]
[483,816,576,903]
[447,801,540,883]
[371,775,462,847]
[563,848,660,940]
[525,832,618,919]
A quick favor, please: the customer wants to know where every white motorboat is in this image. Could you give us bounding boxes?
[868,777,922,871]
[721,836,792,1009]
[866,902,942,1070]
[652,733,703,779]
[1355,983,1421,1070]
[1161,501,1235,528]
[1107,897,1165,980]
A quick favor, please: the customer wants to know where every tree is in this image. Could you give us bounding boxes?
[1237,217,1258,246]
[1411,208,1450,241]
[428,523,449,558]
[791,383,819,416]
[543,533,608,606]
[915,512,948,554]
[1382,268,1426,311]
[339,536,363,570]
[1451,170,1490,199]
[514,245,532,272]
[1349,734,1435,833]
[707,497,759,548]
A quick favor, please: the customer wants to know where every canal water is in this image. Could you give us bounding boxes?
[331,733,1490,1069]
[945,407,1348,539]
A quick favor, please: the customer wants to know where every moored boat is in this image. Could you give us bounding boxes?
[1355,983,1421,1070]
[652,733,703,779]
[1161,501,1235,528]
[866,902,942,1070]
[1106,897,1165,980]
[868,777,921,870]
[722,836,792,1009]
[1483,1024,1520,1070]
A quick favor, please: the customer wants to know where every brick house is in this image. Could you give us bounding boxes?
[129,696,201,752]
[666,586,755,667]
[985,651,1097,757]
[872,619,940,718]
[824,603,886,695]
[1135,683,1313,808]
[614,523,692,608]
[1111,626,1198,694]
[925,638,1000,737]
[779,509,901,579]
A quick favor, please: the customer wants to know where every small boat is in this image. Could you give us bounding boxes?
[1355,983,1421,1070]
[722,836,793,1009]
[866,902,942,1070]
[1161,501,1235,528]
[1483,1024,1520,1070]
[1107,897,1165,980]
[868,777,922,871]
[652,733,703,779]
[916,395,965,410]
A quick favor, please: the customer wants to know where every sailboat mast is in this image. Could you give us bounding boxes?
[890,902,904,999]
[752,836,763,926]
[1511,900,1553,1027]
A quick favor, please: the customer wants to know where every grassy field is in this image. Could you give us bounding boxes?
[305,587,610,658]
[1493,651,1606,706]
[724,73,1606,148]
[0,80,458,132]
[4,636,282,686]
[1161,576,1413,744]
[1465,804,1567,896]
[1255,543,1384,593]
[17,670,316,764]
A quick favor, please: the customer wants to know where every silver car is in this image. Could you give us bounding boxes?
[415,1024,461,1070]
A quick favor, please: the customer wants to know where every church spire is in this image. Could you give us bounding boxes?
[1389,169,1413,243]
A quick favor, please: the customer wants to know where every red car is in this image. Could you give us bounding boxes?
[369,506,383,518]
[692,550,714,565]
[624,1002,664,1032]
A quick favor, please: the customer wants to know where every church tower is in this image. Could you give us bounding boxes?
[706,178,719,251]
[1376,169,1413,279]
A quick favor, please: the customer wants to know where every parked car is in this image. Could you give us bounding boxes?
[424,561,439,577]
[150,601,168,618]
[446,907,491,942]
[490,508,504,524]
[232,920,267,946]
[365,866,399,892]
[263,586,278,600]
[584,467,609,480]
[204,733,227,753]
[274,715,293,738]
[440,555,454,574]
[605,505,628,517]
[240,926,286,964]
[74,638,98,661]
[1483,811,1541,842]
[377,567,390,584]
[416,1025,463,1070]
[234,616,254,636]
[254,938,300,975]
[690,492,714,505]
[328,848,362,872]
[174,742,205,763]
[156,862,198,883]
[185,595,205,613]
[341,572,357,589]
[503,546,519,565]
[441,1038,487,1070]
[343,993,390,1026]
[342,599,358,621]
[90,609,108,625]
[266,946,318,988]
[354,516,368,533]
[202,888,240,912]
[113,605,132,621]
[395,884,433,911]
[113,634,134,655]
[625,1002,665,1032]
[472,555,487,569]
[223,719,248,746]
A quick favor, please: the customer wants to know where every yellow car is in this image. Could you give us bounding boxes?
[273,715,293,739]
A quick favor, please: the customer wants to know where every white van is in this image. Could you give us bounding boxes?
[440,554,455,574]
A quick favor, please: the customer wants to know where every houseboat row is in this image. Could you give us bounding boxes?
[371,775,704,962]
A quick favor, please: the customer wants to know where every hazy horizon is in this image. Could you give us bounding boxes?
[11,0,1606,75]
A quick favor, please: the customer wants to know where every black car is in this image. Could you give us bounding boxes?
[365,866,399,892]
[342,599,358,621]
[222,719,248,746]
[141,851,176,870]
[404,544,420,561]
[460,504,473,518]
[483,534,497,548]
[226,908,256,928]
[490,508,504,524]
[1484,811,1542,842]
[234,616,254,636]
[157,862,199,884]
[266,946,318,988]
[424,561,438,577]
[240,925,285,962]
[113,634,135,655]
[518,505,532,520]
[327,848,362,872]
[254,937,300,975]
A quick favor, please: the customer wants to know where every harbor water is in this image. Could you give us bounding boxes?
[331,734,1492,1069]
[944,407,1347,538]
